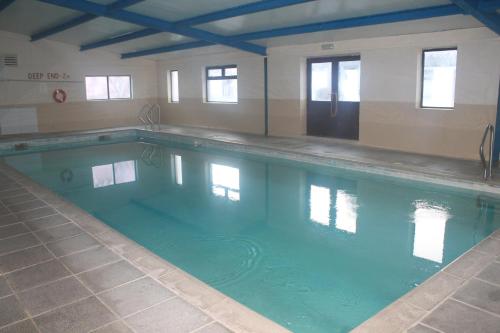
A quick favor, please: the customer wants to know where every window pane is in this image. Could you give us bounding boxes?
[422,50,457,108]
[114,160,136,184]
[172,154,183,185]
[338,61,361,102]
[85,76,108,100]
[208,69,222,77]
[211,163,240,201]
[310,185,330,226]
[109,76,131,99]
[92,164,113,188]
[207,79,238,103]
[335,190,358,233]
[170,71,179,103]
[412,202,449,263]
[311,62,332,102]
[225,67,237,76]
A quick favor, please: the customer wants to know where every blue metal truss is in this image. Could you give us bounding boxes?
[80,0,314,51]
[31,0,144,41]
[37,0,267,56]
[0,0,15,12]
[450,0,500,34]
[121,4,464,59]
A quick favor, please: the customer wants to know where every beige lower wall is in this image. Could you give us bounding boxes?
[2,99,156,133]
[268,99,305,136]
[160,98,265,135]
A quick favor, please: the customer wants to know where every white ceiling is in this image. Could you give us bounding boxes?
[0,0,485,60]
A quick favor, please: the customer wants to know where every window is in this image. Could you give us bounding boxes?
[210,163,240,201]
[168,70,179,103]
[421,49,457,108]
[92,160,137,188]
[310,185,331,226]
[171,154,183,185]
[85,75,131,101]
[338,60,361,102]
[206,65,238,103]
[412,201,449,263]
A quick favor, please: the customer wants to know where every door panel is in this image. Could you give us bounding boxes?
[307,56,360,140]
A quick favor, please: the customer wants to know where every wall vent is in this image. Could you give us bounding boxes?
[2,55,18,67]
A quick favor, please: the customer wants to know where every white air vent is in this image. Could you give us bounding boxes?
[2,54,18,67]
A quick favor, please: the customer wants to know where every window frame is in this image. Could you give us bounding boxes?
[205,64,238,104]
[420,47,457,110]
[168,70,179,103]
[85,75,132,101]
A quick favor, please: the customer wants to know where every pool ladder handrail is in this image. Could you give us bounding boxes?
[479,123,495,180]
[138,103,161,131]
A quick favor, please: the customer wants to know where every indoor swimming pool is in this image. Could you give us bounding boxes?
[3,138,500,333]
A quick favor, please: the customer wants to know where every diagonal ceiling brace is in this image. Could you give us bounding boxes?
[31,0,144,41]
[80,0,315,51]
[449,0,500,34]
[36,0,267,56]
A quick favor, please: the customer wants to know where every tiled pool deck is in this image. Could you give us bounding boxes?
[0,125,500,333]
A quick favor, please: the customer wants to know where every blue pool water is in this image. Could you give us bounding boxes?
[3,140,500,333]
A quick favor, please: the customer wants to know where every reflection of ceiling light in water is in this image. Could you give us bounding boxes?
[335,190,358,233]
[210,163,240,201]
[412,202,449,263]
[310,185,331,226]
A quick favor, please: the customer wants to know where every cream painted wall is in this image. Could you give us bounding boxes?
[0,31,158,133]
[159,27,500,160]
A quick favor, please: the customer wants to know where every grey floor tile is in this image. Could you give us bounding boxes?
[407,324,439,333]
[35,223,83,243]
[0,276,12,297]
[0,319,38,333]
[78,260,144,293]
[25,214,70,232]
[6,259,71,292]
[0,183,19,193]
[453,279,500,315]
[125,297,211,333]
[92,321,133,333]
[0,214,21,227]
[34,296,116,333]
[444,250,494,279]
[7,199,47,213]
[1,193,37,206]
[0,295,27,327]
[0,188,28,200]
[60,246,120,274]
[475,237,500,257]
[0,223,30,240]
[99,277,174,317]
[423,299,500,333]
[0,205,10,216]
[16,207,56,222]
[0,233,39,256]
[0,245,53,274]
[46,233,100,257]
[478,262,500,285]
[17,276,92,316]
[196,322,233,333]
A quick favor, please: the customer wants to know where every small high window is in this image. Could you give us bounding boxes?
[85,75,131,101]
[421,49,457,109]
[206,65,238,103]
[168,70,179,103]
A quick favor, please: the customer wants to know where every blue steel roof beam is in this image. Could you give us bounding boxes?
[37,0,266,56]
[80,0,316,52]
[449,0,500,34]
[31,0,145,41]
[0,0,16,12]
[121,4,463,59]
[478,0,500,12]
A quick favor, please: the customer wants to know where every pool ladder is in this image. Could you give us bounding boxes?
[479,124,495,180]
[138,103,161,131]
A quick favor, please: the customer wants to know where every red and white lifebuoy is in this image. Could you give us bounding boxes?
[52,89,67,103]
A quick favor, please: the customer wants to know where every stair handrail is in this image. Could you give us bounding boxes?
[479,123,495,180]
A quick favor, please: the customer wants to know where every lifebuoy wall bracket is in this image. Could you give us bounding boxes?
[53,89,67,103]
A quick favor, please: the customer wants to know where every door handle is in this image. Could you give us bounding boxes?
[330,92,338,118]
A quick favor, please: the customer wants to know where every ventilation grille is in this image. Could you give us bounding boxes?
[3,55,18,67]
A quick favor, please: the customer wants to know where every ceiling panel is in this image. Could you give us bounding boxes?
[197,0,452,35]
[99,32,194,54]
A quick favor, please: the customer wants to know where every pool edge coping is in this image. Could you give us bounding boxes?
[0,161,291,333]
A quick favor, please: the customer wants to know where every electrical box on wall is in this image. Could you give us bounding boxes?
[321,43,335,50]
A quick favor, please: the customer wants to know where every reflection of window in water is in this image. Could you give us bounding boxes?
[171,154,183,185]
[412,202,449,263]
[310,185,331,226]
[335,190,358,233]
[92,160,136,188]
[210,163,240,201]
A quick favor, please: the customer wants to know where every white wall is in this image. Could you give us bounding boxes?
[0,31,158,133]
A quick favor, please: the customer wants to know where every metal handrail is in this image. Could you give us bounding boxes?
[479,124,495,180]
[137,103,161,131]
